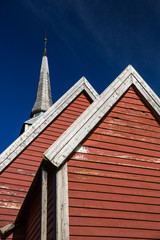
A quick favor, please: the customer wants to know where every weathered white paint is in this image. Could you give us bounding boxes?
[44,65,160,168]
[132,72,160,115]
[0,201,21,209]
[0,77,98,172]
[41,165,48,240]
[56,163,69,240]
[0,223,16,237]
[74,154,88,160]
[41,55,49,73]
[75,145,89,153]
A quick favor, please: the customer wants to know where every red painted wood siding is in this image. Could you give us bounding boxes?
[24,176,41,240]
[12,166,56,240]
[0,92,92,235]
[12,174,41,240]
[68,86,160,239]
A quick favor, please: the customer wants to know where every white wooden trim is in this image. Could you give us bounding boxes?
[45,75,133,167]
[0,77,98,172]
[56,163,69,240]
[0,223,16,236]
[44,65,160,167]
[41,166,48,240]
[132,72,160,115]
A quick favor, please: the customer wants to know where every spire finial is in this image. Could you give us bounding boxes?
[44,31,47,49]
[43,31,47,56]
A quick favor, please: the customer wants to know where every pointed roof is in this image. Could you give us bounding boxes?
[30,38,52,118]
[44,65,160,168]
[0,77,98,172]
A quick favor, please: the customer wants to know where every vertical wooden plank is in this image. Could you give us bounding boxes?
[56,163,69,240]
[41,165,48,240]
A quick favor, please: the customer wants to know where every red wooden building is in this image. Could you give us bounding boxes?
[0,45,160,239]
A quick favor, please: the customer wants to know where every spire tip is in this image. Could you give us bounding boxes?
[43,31,47,56]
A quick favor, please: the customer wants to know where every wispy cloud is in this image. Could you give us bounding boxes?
[21,0,116,59]
[21,0,160,88]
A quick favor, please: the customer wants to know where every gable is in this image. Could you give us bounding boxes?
[67,86,160,239]
[0,77,98,173]
[45,65,160,168]
[0,90,95,229]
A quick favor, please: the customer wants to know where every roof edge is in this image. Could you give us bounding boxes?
[0,77,98,172]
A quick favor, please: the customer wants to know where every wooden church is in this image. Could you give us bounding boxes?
[0,40,160,239]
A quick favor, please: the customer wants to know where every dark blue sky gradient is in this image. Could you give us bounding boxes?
[0,0,160,152]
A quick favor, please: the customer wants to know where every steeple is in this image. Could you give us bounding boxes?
[30,35,53,118]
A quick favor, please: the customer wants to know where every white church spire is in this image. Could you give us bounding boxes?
[30,36,53,118]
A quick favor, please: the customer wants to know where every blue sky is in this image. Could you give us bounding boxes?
[0,0,160,153]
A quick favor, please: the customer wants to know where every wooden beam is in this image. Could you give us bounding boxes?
[0,223,16,237]
[41,165,48,240]
[56,163,69,240]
